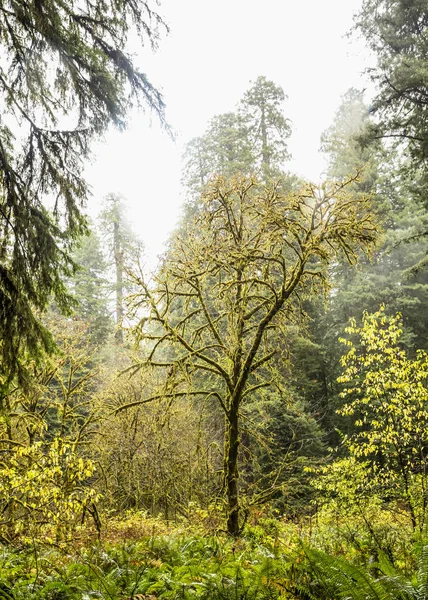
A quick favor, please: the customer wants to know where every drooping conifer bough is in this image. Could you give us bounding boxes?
[0,0,167,384]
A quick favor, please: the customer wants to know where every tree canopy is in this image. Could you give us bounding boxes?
[355,0,428,199]
[123,174,376,536]
[181,77,292,204]
[0,0,167,386]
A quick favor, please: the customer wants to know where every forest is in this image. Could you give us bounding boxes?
[0,0,427,598]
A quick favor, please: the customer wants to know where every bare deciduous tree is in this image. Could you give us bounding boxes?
[121,175,376,537]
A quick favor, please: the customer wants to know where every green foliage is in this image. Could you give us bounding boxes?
[0,533,293,600]
[314,307,428,536]
[311,84,428,445]
[181,77,292,203]
[240,75,292,178]
[0,317,102,542]
[99,193,143,342]
[0,439,99,543]
[294,543,428,600]
[243,390,325,517]
[0,0,166,383]
[70,226,113,346]
[339,308,428,528]
[355,0,428,179]
[309,455,412,562]
[0,515,424,600]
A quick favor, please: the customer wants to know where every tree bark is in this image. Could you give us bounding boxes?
[114,219,124,343]
[226,403,240,537]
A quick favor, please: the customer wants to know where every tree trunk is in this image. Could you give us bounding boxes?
[226,403,240,537]
[114,219,124,343]
[261,103,269,173]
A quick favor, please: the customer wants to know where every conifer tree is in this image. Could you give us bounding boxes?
[311,88,428,443]
[0,0,167,385]
[100,193,142,343]
[239,76,291,178]
[320,88,428,349]
[71,227,113,346]
[181,77,291,202]
[355,0,428,200]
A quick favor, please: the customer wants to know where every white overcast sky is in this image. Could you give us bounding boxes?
[86,0,374,267]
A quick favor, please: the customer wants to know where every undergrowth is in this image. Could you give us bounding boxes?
[0,533,294,599]
[0,511,425,600]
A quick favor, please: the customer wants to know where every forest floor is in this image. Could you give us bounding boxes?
[0,509,419,600]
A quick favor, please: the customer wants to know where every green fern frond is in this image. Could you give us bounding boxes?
[300,547,416,600]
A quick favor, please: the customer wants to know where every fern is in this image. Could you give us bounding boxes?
[293,545,428,600]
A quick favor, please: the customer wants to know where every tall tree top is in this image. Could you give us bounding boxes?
[239,76,291,176]
[354,0,428,168]
[181,76,291,205]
